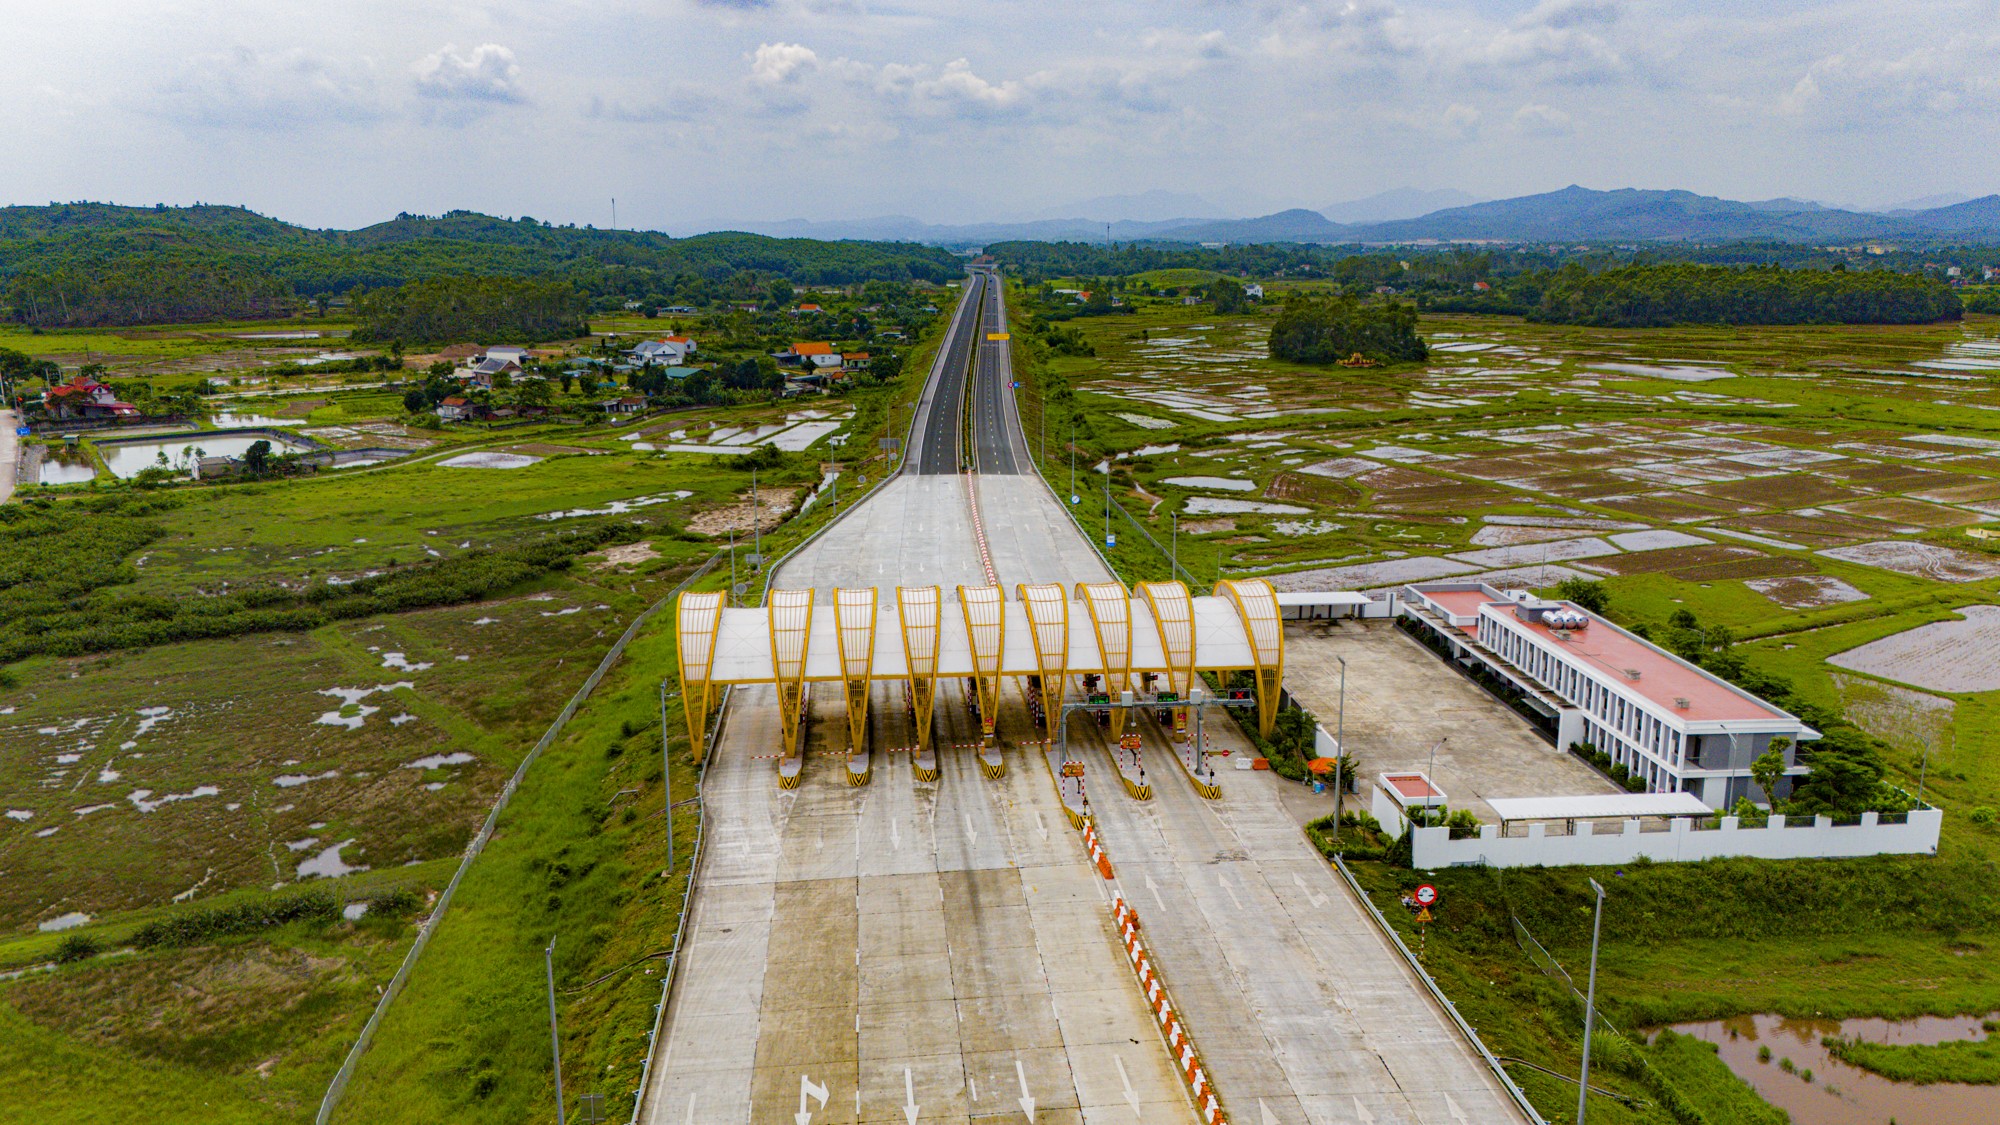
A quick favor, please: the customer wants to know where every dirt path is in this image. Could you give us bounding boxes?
[0,409,19,503]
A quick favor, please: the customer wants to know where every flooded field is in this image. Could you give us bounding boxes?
[1667,1013,2000,1125]
[97,432,313,478]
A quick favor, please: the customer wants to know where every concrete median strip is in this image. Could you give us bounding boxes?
[1107,861,1228,1124]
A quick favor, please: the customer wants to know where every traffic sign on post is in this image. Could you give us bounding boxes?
[1412,883,1440,909]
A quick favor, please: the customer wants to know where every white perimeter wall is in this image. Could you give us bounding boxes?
[1411,808,1942,869]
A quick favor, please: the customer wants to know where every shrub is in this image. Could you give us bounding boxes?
[53,934,100,963]
[130,889,340,949]
[1970,806,1996,826]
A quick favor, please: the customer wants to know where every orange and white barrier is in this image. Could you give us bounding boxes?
[1082,822,1115,879]
[1102,877,1225,1121]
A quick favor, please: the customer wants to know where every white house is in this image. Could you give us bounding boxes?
[629,336,696,366]
[481,345,531,366]
[1243,283,1264,300]
[1402,582,1817,809]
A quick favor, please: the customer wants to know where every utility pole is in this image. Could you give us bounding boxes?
[1336,656,1352,832]
[1171,512,1179,583]
[1068,421,1076,502]
[727,528,737,607]
[1102,458,1112,548]
[611,198,616,231]
[1578,877,1606,1125]
[750,470,761,571]
[546,938,568,1125]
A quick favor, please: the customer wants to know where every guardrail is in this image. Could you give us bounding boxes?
[314,551,725,1125]
[1327,855,1549,1125]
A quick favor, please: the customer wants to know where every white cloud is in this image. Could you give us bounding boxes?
[153,47,386,130]
[1512,103,1574,136]
[750,42,819,85]
[414,43,525,104]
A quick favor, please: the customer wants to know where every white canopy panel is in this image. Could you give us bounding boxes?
[1275,590,1372,607]
[1486,793,1716,822]
[705,593,1266,685]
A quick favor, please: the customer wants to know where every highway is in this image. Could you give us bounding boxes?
[640,266,1533,1125]
[909,271,986,475]
[968,267,1032,476]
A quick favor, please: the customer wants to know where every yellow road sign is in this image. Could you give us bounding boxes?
[986,332,1010,341]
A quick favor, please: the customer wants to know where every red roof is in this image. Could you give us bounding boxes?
[797,303,822,312]
[792,341,835,356]
[1508,607,1787,723]
[441,396,468,406]
[664,334,692,344]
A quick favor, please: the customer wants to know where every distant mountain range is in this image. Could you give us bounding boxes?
[723,186,2000,247]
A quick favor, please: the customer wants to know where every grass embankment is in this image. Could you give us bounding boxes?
[328,620,702,1123]
[1345,855,2000,1119]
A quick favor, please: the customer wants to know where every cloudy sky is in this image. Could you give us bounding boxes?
[3,0,1996,231]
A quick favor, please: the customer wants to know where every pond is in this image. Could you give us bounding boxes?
[98,434,312,479]
[35,447,99,485]
[1666,1012,2000,1125]
[208,412,295,429]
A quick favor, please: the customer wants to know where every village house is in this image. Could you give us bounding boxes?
[601,396,647,414]
[42,376,140,421]
[437,396,473,422]
[628,335,696,365]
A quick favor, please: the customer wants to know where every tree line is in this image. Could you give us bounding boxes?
[1522,262,1961,326]
[350,276,591,345]
[0,203,963,327]
[1268,293,1428,364]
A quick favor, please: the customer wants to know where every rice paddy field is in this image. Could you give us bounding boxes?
[1016,298,2000,820]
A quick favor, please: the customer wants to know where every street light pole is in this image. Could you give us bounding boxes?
[659,682,675,877]
[1332,655,1347,839]
[1103,458,1111,548]
[750,469,761,570]
[1578,877,1606,1125]
[1425,736,1445,826]
[546,937,567,1125]
[1171,512,1178,583]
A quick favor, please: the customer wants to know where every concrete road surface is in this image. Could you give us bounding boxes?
[642,267,1533,1125]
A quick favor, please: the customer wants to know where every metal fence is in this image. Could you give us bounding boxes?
[314,551,725,1125]
[623,683,729,1122]
[1336,852,1552,1112]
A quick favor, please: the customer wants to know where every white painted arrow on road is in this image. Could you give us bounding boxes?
[890,817,901,850]
[1352,1096,1376,1124]
[1144,873,1166,911]
[1115,1055,1141,1119]
[1293,873,1328,908]
[1445,1093,1470,1124]
[1219,873,1243,910]
[1259,1098,1280,1125]
[1034,810,1049,841]
[684,1093,697,1125]
[965,813,979,847]
[904,1067,920,1125]
[796,1074,829,1125]
[1015,1059,1035,1119]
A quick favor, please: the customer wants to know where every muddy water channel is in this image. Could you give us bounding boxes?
[1665,1013,2000,1124]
